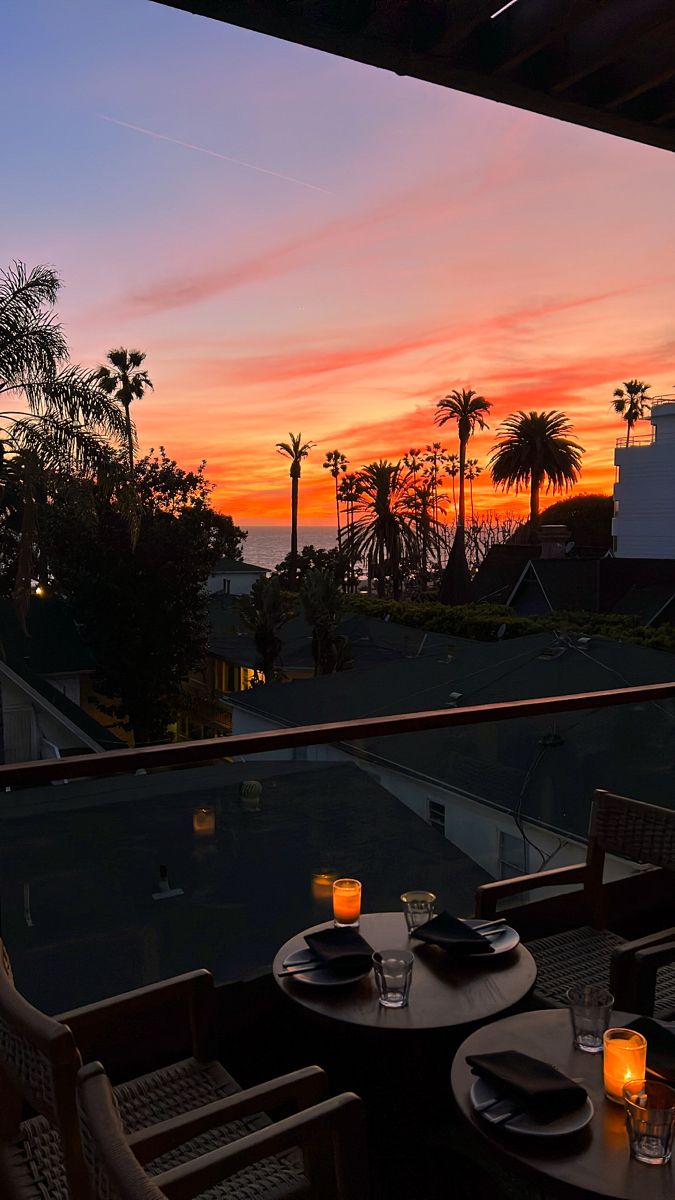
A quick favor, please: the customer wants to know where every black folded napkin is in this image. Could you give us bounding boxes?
[629,1017,675,1082]
[411,912,494,955]
[467,1051,587,1124]
[304,927,373,970]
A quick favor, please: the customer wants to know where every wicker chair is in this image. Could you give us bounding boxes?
[77,1061,368,1200]
[0,945,329,1200]
[475,790,675,1017]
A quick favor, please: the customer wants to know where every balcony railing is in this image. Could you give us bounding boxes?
[1,680,675,787]
[2,679,674,1013]
[615,435,654,448]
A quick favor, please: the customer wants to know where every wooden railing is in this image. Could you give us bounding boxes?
[1,680,675,788]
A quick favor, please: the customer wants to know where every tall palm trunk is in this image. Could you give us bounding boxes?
[625,420,632,449]
[458,434,468,528]
[334,477,341,552]
[529,470,542,526]
[123,399,134,471]
[290,468,299,589]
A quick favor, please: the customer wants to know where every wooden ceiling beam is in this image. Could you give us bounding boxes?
[461,0,588,77]
[546,0,675,95]
[605,57,675,113]
[153,2,675,154]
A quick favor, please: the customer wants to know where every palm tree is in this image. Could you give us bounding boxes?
[337,472,362,591]
[322,449,348,550]
[434,389,491,529]
[96,348,153,471]
[0,262,128,620]
[352,460,415,599]
[612,379,651,447]
[446,453,459,521]
[300,568,350,675]
[238,574,290,684]
[465,458,482,525]
[435,388,490,605]
[276,432,315,589]
[489,410,584,527]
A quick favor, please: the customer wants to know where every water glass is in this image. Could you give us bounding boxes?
[566,985,613,1053]
[623,1080,675,1166]
[373,949,414,1008]
[401,890,436,935]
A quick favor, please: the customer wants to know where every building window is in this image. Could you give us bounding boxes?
[498,830,529,879]
[428,800,445,834]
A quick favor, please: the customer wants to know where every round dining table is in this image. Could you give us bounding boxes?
[274,911,537,1035]
[451,1008,673,1200]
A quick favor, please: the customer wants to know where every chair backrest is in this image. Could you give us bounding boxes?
[77,1063,164,1200]
[0,937,89,1198]
[590,791,675,870]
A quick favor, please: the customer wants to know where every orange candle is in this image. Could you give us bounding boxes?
[603,1028,647,1103]
[333,878,362,926]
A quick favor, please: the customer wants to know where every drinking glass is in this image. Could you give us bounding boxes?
[566,985,613,1053]
[401,890,436,935]
[623,1080,675,1166]
[372,950,414,1008]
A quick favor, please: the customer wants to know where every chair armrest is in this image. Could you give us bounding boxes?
[128,1066,328,1164]
[56,970,215,1062]
[475,863,588,917]
[156,1093,369,1200]
[611,934,675,1016]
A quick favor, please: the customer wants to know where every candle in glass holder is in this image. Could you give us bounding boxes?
[333,878,361,927]
[603,1028,647,1103]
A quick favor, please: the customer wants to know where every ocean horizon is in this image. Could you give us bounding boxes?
[243,525,337,570]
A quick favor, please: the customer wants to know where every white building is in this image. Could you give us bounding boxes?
[207,559,267,596]
[613,401,675,558]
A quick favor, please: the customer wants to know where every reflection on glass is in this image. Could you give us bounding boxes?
[192,806,216,837]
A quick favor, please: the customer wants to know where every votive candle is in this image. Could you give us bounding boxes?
[333,878,361,927]
[603,1028,647,1103]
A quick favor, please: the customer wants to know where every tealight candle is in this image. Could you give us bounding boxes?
[333,878,362,927]
[603,1028,647,1103]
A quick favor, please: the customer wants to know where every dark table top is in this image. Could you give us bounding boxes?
[451,1008,673,1200]
[273,911,536,1033]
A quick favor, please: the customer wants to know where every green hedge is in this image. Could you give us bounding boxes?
[343,595,675,655]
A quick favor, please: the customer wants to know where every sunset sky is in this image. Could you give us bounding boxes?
[4,0,675,526]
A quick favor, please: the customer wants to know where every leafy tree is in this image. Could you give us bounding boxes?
[238,574,293,684]
[352,460,415,600]
[275,543,344,588]
[0,262,128,617]
[612,379,651,448]
[300,568,351,675]
[95,348,153,470]
[540,494,613,550]
[275,432,315,590]
[489,410,584,527]
[43,451,244,745]
[323,449,348,550]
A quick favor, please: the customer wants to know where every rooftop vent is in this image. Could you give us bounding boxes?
[538,645,567,661]
[576,636,592,648]
[446,691,463,706]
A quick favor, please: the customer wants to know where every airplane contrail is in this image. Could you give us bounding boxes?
[97,114,332,195]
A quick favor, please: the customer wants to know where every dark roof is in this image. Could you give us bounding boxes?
[612,584,675,625]
[472,544,542,604]
[0,598,95,676]
[0,760,488,1010]
[208,594,453,672]
[211,559,266,574]
[508,558,675,618]
[230,632,675,839]
[159,2,675,155]
[0,657,125,751]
